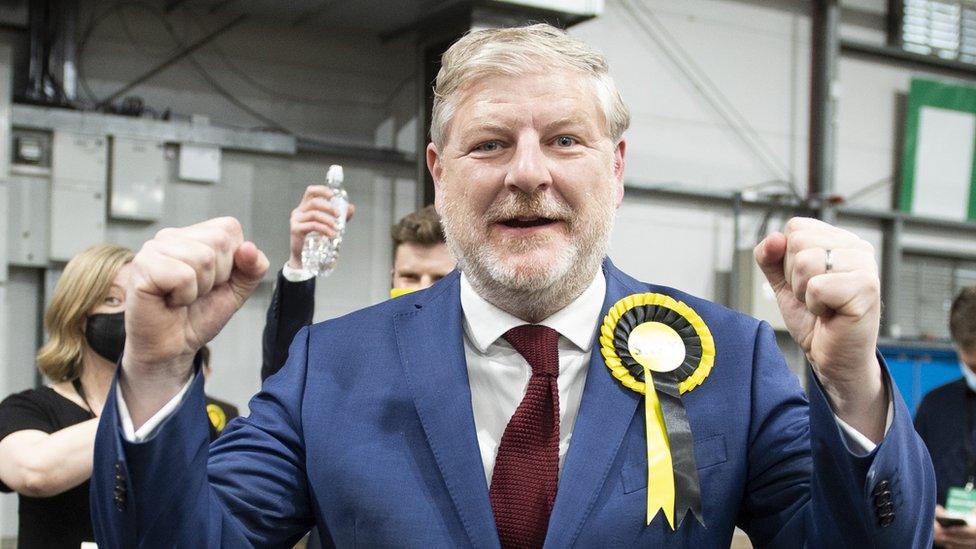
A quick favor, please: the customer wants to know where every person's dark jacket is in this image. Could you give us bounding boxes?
[914,378,974,506]
[261,270,315,382]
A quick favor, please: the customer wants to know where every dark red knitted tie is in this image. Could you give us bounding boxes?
[490,324,561,549]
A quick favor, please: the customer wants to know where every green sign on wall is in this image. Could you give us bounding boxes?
[901,78,976,221]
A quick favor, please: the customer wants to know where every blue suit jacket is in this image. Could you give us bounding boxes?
[92,260,935,547]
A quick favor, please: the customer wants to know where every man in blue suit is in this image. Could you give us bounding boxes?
[91,24,934,547]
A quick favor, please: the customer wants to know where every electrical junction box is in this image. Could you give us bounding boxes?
[50,131,107,262]
[733,248,788,331]
[179,143,221,183]
[110,137,166,221]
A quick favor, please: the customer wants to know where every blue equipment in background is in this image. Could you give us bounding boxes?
[881,344,962,414]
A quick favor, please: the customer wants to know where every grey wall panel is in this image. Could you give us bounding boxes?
[50,132,107,261]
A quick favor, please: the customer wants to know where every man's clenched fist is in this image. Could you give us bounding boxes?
[121,217,269,428]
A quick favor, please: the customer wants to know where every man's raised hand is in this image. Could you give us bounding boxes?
[121,217,269,428]
[754,217,886,441]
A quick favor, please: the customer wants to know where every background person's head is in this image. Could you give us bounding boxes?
[951,286,976,371]
[390,205,455,290]
[36,244,134,382]
[426,24,629,321]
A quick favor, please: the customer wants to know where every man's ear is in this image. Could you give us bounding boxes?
[427,143,442,188]
[613,138,626,207]
[426,143,444,215]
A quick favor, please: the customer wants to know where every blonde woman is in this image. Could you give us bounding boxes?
[0,244,132,549]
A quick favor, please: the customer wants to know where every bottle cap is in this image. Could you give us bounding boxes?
[326,165,344,186]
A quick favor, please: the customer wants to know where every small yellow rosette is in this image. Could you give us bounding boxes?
[207,403,228,434]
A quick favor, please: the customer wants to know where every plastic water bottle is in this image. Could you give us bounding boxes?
[301,165,348,276]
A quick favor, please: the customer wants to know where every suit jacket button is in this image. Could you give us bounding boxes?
[871,480,890,497]
[879,514,894,527]
[874,491,892,506]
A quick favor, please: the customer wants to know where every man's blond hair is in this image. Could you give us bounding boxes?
[430,23,630,148]
[36,244,133,382]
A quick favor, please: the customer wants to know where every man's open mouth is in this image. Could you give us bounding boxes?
[499,216,558,228]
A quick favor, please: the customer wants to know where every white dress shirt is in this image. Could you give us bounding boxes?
[460,271,606,485]
[281,262,315,282]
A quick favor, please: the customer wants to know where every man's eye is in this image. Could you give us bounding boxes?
[475,141,501,153]
[554,136,577,147]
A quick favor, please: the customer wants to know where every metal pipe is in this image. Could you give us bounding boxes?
[880,217,903,338]
[730,191,743,310]
[25,0,47,101]
[296,137,414,168]
[58,0,78,101]
[809,0,841,220]
[621,183,976,236]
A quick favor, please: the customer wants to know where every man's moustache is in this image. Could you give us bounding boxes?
[483,199,572,224]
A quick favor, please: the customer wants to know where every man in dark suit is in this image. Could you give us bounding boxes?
[262,205,455,381]
[915,287,976,547]
[91,24,934,547]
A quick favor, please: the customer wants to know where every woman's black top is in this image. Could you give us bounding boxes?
[0,386,95,548]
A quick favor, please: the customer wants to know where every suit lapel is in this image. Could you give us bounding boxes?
[545,260,643,547]
[394,272,499,549]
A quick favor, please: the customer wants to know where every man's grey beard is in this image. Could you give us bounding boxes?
[441,193,614,323]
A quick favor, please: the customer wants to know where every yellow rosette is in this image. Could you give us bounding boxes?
[207,403,227,434]
[599,293,715,530]
[390,287,418,299]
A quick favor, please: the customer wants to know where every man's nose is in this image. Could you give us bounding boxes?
[504,138,552,194]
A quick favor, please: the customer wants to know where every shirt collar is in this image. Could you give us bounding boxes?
[460,269,607,353]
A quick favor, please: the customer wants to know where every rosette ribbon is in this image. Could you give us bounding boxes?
[599,293,715,530]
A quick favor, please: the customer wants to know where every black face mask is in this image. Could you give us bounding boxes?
[85,312,125,364]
